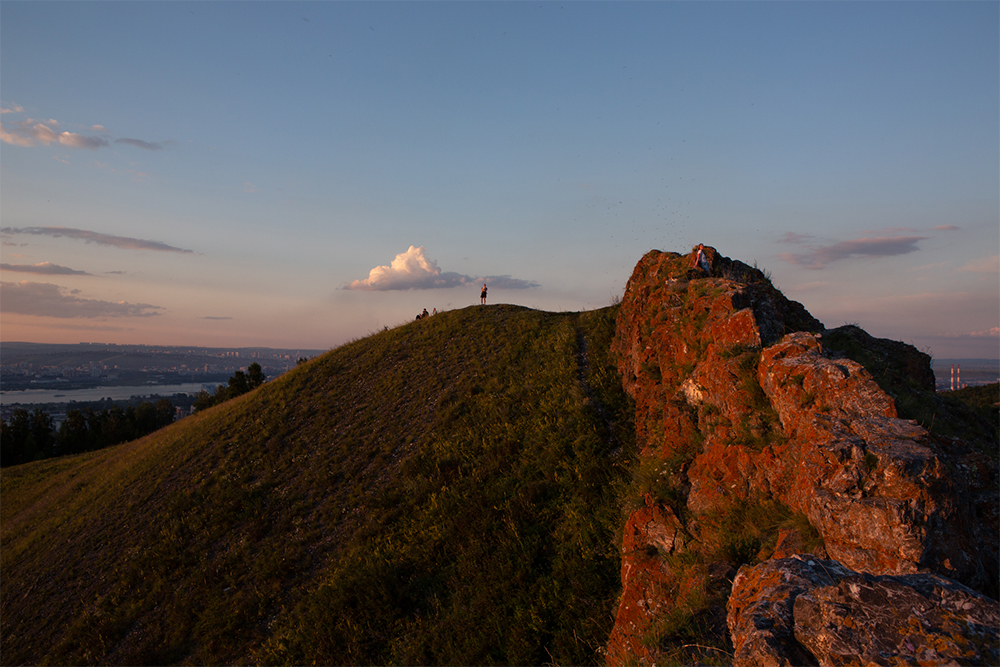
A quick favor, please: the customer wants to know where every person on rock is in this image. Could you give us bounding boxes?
[692,244,711,273]
[480,284,488,305]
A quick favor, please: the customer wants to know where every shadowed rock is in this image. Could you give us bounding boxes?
[727,555,1000,667]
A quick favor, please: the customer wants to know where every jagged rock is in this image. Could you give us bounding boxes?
[727,555,1000,667]
[606,247,999,664]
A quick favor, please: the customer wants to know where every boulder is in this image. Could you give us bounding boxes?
[727,555,1000,667]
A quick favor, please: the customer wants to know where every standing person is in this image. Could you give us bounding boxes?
[480,283,488,305]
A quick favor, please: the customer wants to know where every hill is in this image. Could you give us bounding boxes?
[2,304,635,665]
[4,248,997,666]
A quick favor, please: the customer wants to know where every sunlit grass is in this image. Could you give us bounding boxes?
[2,304,635,665]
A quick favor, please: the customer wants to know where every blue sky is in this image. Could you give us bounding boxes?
[2,1,997,358]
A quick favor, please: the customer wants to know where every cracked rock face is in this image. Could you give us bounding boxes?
[727,555,1000,667]
[606,247,998,664]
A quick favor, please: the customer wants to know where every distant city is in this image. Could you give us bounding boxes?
[0,342,326,418]
[1,342,995,425]
[930,359,1000,392]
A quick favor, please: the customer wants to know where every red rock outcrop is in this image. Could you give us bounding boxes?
[727,555,1000,667]
[606,247,998,664]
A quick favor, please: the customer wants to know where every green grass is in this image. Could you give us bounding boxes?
[1,304,635,666]
[823,328,997,460]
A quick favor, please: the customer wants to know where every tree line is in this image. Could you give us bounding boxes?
[1,399,176,467]
[1,363,268,467]
[192,362,266,411]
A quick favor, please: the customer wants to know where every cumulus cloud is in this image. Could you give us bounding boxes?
[778,234,927,270]
[1,281,164,318]
[1,226,193,253]
[0,104,24,114]
[0,262,92,276]
[115,137,162,151]
[345,246,540,291]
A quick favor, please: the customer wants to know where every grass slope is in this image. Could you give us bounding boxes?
[1,305,635,665]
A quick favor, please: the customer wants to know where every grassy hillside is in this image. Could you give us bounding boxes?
[1,304,635,665]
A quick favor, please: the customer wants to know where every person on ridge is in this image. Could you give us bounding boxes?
[692,244,711,273]
[480,284,488,305]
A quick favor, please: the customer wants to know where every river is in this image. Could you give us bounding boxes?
[1,383,212,406]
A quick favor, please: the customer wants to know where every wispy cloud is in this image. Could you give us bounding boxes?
[1,226,193,253]
[115,137,162,151]
[345,246,540,291]
[0,110,165,153]
[968,327,1000,338]
[201,316,233,320]
[1,281,164,318]
[933,225,961,231]
[958,255,999,274]
[778,234,927,270]
[0,261,92,276]
[0,119,108,149]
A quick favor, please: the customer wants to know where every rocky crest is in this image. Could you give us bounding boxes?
[606,248,998,665]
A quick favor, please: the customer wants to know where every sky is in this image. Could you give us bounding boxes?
[1,1,997,358]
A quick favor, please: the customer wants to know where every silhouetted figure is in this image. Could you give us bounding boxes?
[480,284,488,305]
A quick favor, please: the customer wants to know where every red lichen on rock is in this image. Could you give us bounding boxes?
[606,247,998,665]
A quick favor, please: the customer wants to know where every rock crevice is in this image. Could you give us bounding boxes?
[606,247,998,665]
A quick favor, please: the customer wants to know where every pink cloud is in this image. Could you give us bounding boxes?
[0,118,108,149]
[958,255,999,274]
[0,262,92,276]
[0,281,164,318]
[778,235,927,270]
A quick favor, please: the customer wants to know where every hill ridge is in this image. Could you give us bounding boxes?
[2,303,635,665]
[3,259,997,666]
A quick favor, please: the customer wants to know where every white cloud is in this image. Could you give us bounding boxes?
[0,281,164,318]
[345,245,539,291]
[0,104,24,114]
